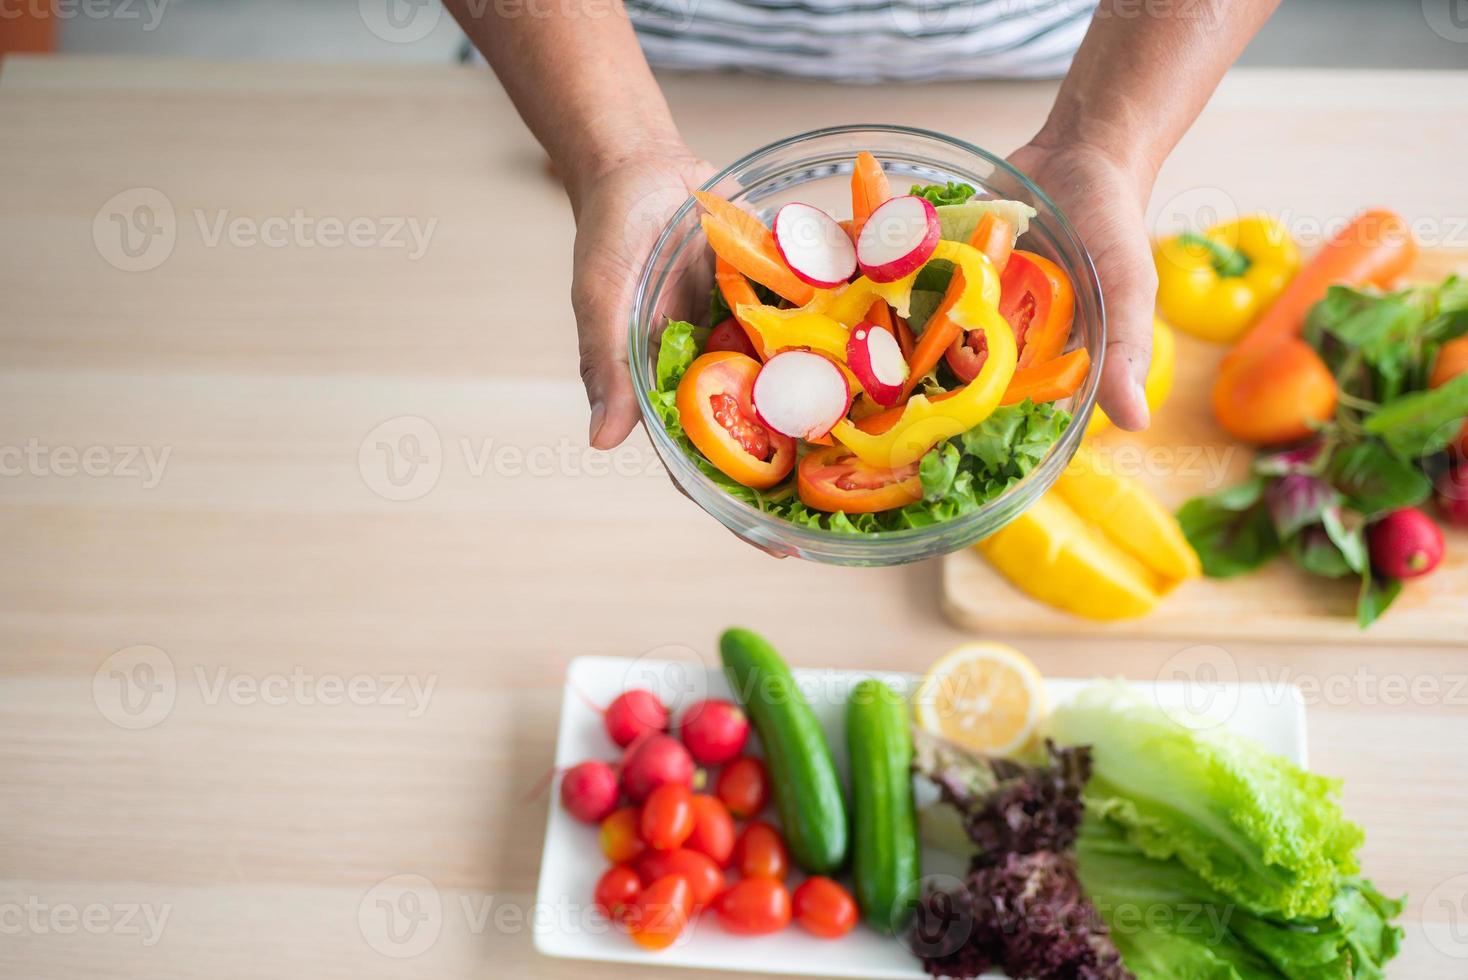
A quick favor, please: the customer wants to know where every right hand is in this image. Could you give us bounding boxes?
[569,147,715,449]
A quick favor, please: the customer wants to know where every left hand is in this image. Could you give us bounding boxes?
[1007,141,1158,431]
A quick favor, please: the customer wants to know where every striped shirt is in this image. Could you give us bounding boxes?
[627,0,1096,82]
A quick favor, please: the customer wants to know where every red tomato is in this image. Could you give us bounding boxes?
[1000,250,1075,369]
[713,877,792,936]
[797,445,922,514]
[944,323,989,383]
[627,874,694,951]
[792,876,858,938]
[640,784,694,851]
[686,795,736,867]
[636,848,725,906]
[733,820,789,881]
[707,317,761,360]
[716,757,770,819]
[599,806,644,865]
[593,865,642,923]
[675,352,795,489]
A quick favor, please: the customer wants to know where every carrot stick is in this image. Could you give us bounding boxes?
[999,348,1090,405]
[893,314,916,361]
[694,192,815,307]
[1226,208,1416,365]
[901,213,1014,397]
[714,257,769,360]
[850,151,891,241]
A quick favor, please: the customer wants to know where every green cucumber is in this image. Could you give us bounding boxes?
[719,628,848,874]
[846,678,919,933]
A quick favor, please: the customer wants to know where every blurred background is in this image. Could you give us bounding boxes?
[3,0,1467,67]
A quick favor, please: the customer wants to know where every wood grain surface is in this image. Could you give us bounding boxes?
[1,56,1466,979]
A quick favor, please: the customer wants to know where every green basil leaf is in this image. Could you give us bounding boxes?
[1327,441,1433,516]
[1177,477,1282,578]
[1363,373,1468,458]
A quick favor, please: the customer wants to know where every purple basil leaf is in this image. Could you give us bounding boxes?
[1253,439,1327,477]
[1266,473,1342,540]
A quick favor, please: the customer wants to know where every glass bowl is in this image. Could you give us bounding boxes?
[629,125,1104,565]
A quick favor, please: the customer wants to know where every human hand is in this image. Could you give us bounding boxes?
[1007,141,1158,431]
[568,148,716,449]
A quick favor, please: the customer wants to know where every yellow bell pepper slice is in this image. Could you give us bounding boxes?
[1154,215,1299,343]
[830,241,1015,469]
[734,305,851,363]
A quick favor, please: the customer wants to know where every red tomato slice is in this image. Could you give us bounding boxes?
[676,351,795,489]
[1001,250,1075,369]
[707,317,761,360]
[797,445,922,514]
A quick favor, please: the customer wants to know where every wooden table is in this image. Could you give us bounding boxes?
[1,56,1465,978]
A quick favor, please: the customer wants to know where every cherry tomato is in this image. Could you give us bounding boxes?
[713,877,792,936]
[707,317,761,360]
[686,794,736,867]
[626,874,694,951]
[636,848,725,906]
[599,806,644,865]
[1002,250,1075,369]
[716,757,769,819]
[797,445,922,515]
[733,820,789,881]
[792,876,858,938]
[675,351,795,489]
[640,783,695,851]
[593,865,642,923]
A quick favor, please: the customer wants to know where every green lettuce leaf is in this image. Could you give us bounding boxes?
[1047,681,1365,921]
[910,180,977,207]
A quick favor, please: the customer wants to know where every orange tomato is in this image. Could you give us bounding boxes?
[1211,338,1337,445]
[797,445,922,514]
[599,806,645,865]
[626,874,694,951]
[676,351,795,489]
[1430,337,1468,457]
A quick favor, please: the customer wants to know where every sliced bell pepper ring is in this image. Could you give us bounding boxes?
[830,242,1016,469]
[694,191,814,307]
[901,214,1012,397]
[734,305,851,365]
[1004,250,1075,369]
[714,257,769,360]
[850,151,891,241]
[999,347,1091,405]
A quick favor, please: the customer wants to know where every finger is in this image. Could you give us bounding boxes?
[1096,243,1158,432]
[573,278,641,450]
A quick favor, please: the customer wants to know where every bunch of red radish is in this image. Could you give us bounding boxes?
[560,688,858,951]
[713,196,940,443]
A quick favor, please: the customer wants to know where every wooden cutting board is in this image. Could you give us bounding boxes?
[942,248,1468,645]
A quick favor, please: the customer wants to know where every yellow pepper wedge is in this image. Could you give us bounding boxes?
[734,305,851,363]
[1154,215,1299,343]
[830,241,1015,469]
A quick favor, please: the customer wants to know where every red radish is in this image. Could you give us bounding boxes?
[621,733,695,804]
[773,202,858,289]
[560,760,619,823]
[751,350,852,441]
[604,689,668,748]
[856,195,940,283]
[846,322,910,407]
[707,317,760,360]
[1368,507,1444,579]
[678,699,750,765]
[1436,465,1468,527]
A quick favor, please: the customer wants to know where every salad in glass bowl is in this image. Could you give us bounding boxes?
[631,127,1104,565]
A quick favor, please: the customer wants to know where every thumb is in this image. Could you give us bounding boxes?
[1096,237,1158,432]
[573,273,641,450]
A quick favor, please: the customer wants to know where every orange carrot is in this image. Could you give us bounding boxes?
[893,314,916,361]
[1226,208,1416,365]
[850,151,891,241]
[999,348,1090,405]
[694,192,814,307]
[714,257,769,360]
[901,213,1014,397]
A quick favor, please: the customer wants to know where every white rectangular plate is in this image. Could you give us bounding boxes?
[534,656,1307,978]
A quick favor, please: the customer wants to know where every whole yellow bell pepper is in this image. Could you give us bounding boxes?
[830,241,1014,469]
[1153,215,1299,343]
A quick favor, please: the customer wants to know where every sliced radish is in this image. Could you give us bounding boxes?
[751,350,852,441]
[846,323,910,407]
[856,195,940,283]
[773,203,857,288]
